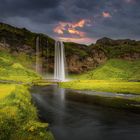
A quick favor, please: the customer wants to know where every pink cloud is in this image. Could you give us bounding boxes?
[53,19,90,37]
[102,12,112,18]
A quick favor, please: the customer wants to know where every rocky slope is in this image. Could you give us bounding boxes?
[0,23,140,74]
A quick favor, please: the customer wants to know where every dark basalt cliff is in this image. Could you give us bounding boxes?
[0,23,140,74]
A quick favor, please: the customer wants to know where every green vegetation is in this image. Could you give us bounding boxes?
[32,79,52,86]
[64,42,88,57]
[0,84,54,140]
[60,80,140,94]
[0,23,55,139]
[0,40,55,139]
[70,59,140,81]
[0,50,40,82]
[0,22,54,49]
[94,37,140,58]
[62,59,140,94]
[0,84,15,99]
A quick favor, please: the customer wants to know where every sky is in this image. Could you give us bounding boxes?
[0,0,140,44]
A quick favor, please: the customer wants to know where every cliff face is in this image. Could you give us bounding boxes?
[0,23,140,74]
[66,45,107,73]
[95,37,140,60]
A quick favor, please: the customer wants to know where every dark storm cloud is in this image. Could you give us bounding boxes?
[0,0,140,44]
[0,0,65,23]
[0,0,60,14]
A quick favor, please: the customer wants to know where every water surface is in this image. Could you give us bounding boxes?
[31,85,140,140]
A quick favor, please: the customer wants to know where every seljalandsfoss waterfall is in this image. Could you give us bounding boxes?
[35,37,66,81]
[54,41,66,81]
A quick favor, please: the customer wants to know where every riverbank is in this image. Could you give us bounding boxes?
[60,80,140,95]
[59,81,140,111]
[0,83,54,140]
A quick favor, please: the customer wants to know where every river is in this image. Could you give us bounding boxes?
[31,84,140,140]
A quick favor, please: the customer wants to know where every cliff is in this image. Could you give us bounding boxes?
[0,23,140,74]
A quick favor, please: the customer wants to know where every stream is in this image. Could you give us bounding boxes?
[31,84,140,140]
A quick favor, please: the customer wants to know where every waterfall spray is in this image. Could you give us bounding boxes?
[36,36,42,74]
[54,41,66,81]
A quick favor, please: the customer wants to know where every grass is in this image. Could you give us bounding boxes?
[0,51,41,82]
[0,84,15,99]
[69,59,140,81]
[63,59,140,94]
[0,84,54,140]
[60,80,140,94]
[0,50,54,139]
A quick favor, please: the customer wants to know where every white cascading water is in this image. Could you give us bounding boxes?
[54,41,65,81]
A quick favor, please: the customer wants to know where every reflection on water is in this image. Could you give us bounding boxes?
[31,85,140,140]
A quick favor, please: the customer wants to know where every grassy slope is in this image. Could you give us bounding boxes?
[70,59,140,80]
[0,84,54,140]
[62,59,140,94]
[0,50,40,82]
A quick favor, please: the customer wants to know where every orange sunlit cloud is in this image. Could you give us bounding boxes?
[102,11,112,18]
[53,19,90,37]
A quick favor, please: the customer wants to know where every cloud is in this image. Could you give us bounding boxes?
[53,19,90,37]
[102,12,112,18]
[0,0,140,44]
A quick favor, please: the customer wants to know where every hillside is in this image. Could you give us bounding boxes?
[0,50,40,82]
[0,22,140,74]
[94,37,140,59]
[74,59,140,81]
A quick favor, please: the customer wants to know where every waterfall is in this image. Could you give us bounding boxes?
[36,36,42,74]
[54,41,66,81]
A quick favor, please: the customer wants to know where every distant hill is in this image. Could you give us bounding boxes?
[94,37,140,59]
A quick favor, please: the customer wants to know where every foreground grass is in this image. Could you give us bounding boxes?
[60,80,140,94]
[0,84,54,140]
[0,84,15,99]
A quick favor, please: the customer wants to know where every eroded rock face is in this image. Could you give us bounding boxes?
[118,53,140,60]
[0,42,11,51]
[66,48,107,74]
